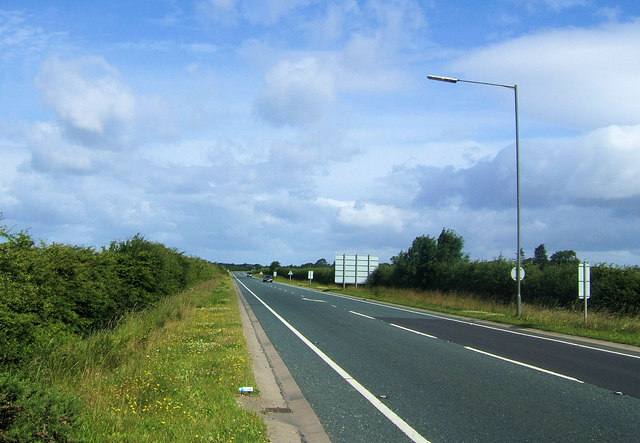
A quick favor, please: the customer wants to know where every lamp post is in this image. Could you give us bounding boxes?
[428,74,522,317]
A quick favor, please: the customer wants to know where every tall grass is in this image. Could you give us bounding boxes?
[28,276,268,442]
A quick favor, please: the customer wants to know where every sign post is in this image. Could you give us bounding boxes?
[288,270,293,281]
[308,270,313,285]
[578,262,591,323]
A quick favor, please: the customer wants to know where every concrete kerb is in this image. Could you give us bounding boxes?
[234,279,331,443]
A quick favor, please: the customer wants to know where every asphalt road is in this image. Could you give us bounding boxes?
[233,274,640,442]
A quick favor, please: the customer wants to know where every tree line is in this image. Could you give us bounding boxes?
[369,229,640,315]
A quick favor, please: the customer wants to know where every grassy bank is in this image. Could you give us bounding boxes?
[29,276,268,442]
[282,278,640,347]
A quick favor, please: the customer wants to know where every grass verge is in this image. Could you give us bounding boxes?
[279,278,640,348]
[31,275,268,442]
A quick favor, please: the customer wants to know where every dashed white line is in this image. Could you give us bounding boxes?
[349,310,376,320]
[302,297,327,303]
[390,323,437,339]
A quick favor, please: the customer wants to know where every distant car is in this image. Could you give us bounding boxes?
[263,275,273,282]
[247,273,252,277]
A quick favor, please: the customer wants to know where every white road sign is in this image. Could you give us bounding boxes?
[511,267,525,281]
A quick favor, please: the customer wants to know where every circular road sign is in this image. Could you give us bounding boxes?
[511,267,525,281]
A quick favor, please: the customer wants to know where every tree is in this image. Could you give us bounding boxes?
[533,244,549,267]
[436,228,465,263]
[550,250,579,265]
[269,261,280,273]
[407,235,438,287]
[314,258,329,267]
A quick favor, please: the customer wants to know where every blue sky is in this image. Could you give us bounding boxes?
[2,0,640,267]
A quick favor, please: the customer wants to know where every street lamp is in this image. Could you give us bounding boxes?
[428,74,522,317]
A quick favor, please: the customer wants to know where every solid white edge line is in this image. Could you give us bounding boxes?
[465,346,584,383]
[349,310,376,320]
[235,278,429,443]
[391,323,437,339]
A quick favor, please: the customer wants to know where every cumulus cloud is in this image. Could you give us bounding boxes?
[27,122,104,174]
[316,197,411,232]
[254,57,336,127]
[413,143,519,211]
[450,19,640,130]
[308,1,360,42]
[413,124,640,211]
[36,56,136,138]
[528,125,640,203]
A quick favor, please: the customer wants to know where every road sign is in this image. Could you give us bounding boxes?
[511,267,525,281]
[308,270,314,281]
[335,253,379,287]
[578,263,590,299]
[579,262,591,323]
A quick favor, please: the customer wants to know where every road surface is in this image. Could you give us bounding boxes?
[234,274,640,442]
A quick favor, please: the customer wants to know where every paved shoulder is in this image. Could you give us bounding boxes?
[235,279,331,443]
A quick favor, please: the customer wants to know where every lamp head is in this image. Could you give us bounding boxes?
[427,75,459,83]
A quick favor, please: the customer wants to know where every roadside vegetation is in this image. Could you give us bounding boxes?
[1,221,266,441]
[45,278,265,441]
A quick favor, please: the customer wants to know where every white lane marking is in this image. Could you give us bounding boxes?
[465,346,584,383]
[296,287,640,361]
[349,310,376,320]
[391,323,437,339]
[235,278,429,443]
[301,297,327,303]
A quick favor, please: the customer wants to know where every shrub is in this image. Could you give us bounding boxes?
[0,371,79,442]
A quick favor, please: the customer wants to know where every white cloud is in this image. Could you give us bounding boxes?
[309,1,361,42]
[27,122,100,174]
[254,57,336,127]
[450,20,640,130]
[528,124,640,202]
[36,56,136,136]
[411,124,640,211]
[316,197,411,232]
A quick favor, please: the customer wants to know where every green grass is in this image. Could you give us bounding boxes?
[282,278,640,347]
[31,275,268,442]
